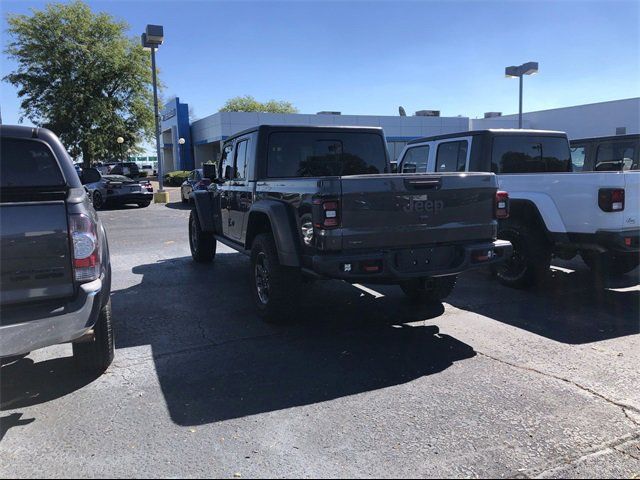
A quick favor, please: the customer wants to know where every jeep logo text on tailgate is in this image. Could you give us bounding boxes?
[403,195,444,215]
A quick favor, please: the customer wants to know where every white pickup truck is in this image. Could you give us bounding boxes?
[396,129,639,287]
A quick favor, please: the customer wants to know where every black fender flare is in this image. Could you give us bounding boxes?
[246,200,300,267]
[192,190,218,233]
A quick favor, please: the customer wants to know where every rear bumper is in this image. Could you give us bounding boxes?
[0,279,102,358]
[564,229,640,253]
[595,229,640,253]
[310,240,512,282]
[107,191,153,204]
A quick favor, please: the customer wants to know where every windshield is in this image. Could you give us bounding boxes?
[267,131,387,178]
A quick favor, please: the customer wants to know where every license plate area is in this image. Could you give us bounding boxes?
[394,246,457,273]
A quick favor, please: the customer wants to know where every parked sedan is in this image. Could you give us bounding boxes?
[85,174,153,209]
[180,169,211,203]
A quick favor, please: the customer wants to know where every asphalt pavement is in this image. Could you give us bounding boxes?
[1,189,639,478]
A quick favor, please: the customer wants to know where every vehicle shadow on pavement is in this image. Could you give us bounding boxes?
[0,357,97,412]
[164,201,192,211]
[0,413,35,443]
[448,265,639,344]
[111,254,475,426]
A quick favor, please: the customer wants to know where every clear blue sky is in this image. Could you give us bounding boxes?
[2,0,639,127]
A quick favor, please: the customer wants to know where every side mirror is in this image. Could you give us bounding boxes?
[224,165,232,180]
[81,167,101,185]
[390,162,398,173]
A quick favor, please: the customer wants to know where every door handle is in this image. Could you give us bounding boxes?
[404,178,441,190]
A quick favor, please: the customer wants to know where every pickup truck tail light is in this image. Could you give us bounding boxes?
[313,199,341,229]
[495,191,510,219]
[69,213,100,283]
[598,188,625,212]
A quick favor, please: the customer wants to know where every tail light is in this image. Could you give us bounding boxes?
[69,213,100,283]
[495,191,509,219]
[598,188,625,212]
[313,199,340,229]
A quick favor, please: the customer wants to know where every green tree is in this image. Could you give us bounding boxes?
[4,1,155,166]
[220,95,298,114]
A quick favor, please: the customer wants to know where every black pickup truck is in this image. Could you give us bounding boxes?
[189,125,512,321]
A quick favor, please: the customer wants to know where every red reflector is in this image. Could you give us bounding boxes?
[625,237,632,247]
[363,265,380,272]
[324,218,339,227]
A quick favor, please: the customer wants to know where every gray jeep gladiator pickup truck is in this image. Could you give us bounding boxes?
[189,125,512,321]
[0,125,114,373]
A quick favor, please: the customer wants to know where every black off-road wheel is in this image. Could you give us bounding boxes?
[250,233,301,323]
[189,210,216,263]
[72,299,114,374]
[400,275,457,302]
[494,219,551,289]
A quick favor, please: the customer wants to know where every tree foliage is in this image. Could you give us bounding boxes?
[4,1,156,166]
[219,95,298,114]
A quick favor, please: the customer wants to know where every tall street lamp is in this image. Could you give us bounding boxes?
[141,25,168,203]
[117,136,124,162]
[505,61,539,129]
[178,137,185,169]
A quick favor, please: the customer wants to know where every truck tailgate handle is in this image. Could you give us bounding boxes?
[404,178,442,189]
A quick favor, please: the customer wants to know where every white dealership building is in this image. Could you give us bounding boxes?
[160,97,639,172]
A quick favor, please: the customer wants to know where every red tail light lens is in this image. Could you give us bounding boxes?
[313,199,341,229]
[69,213,100,283]
[598,188,625,212]
[495,191,509,219]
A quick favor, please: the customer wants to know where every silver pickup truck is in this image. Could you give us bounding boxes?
[0,125,114,373]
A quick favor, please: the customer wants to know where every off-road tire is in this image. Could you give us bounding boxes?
[400,275,457,302]
[189,210,216,263]
[250,233,301,323]
[137,201,151,208]
[72,299,114,374]
[495,219,551,289]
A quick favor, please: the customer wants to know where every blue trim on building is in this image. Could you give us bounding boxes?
[160,97,194,171]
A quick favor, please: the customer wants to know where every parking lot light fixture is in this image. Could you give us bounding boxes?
[117,136,125,162]
[505,61,539,128]
[141,24,168,203]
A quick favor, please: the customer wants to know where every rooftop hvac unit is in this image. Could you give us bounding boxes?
[317,111,341,115]
[415,110,440,117]
[484,112,502,118]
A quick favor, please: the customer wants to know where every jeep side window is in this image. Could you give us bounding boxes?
[436,140,468,172]
[234,139,249,181]
[220,144,234,180]
[401,146,429,173]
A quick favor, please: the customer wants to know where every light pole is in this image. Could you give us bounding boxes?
[141,25,167,203]
[116,136,124,162]
[505,62,539,129]
[178,137,185,169]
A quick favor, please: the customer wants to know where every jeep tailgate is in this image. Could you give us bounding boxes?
[339,173,497,250]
